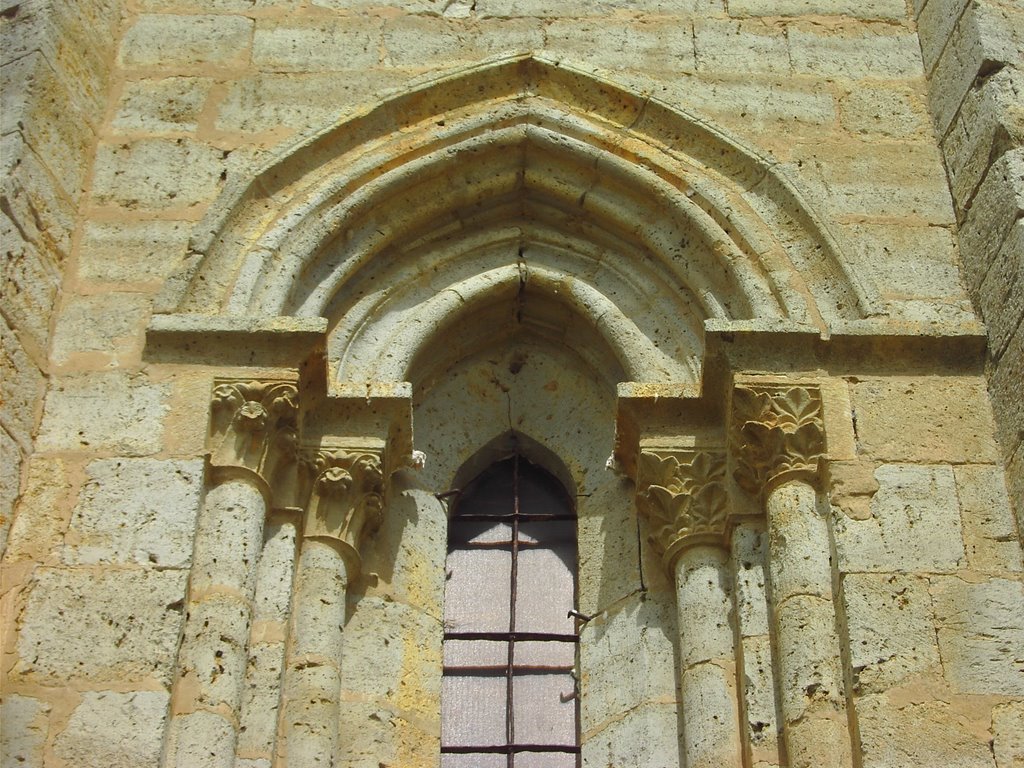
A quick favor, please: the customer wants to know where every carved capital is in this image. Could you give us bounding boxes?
[300,448,384,574]
[208,379,299,495]
[730,383,825,497]
[637,449,729,569]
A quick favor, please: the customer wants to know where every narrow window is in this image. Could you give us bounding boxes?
[442,455,579,767]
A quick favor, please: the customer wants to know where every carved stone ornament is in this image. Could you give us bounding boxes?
[300,449,385,572]
[208,379,299,492]
[730,383,825,497]
[637,449,729,569]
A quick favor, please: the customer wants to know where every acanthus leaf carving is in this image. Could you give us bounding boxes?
[300,448,385,574]
[730,383,825,497]
[636,448,729,570]
[208,379,300,499]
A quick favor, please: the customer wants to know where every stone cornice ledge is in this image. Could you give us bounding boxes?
[704,318,988,374]
[144,314,329,369]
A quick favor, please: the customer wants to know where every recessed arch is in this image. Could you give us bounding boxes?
[157,53,883,391]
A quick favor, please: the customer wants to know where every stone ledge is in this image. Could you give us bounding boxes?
[144,314,328,369]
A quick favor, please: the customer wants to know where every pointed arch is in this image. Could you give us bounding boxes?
[157,53,882,388]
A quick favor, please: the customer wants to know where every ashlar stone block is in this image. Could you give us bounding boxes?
[253,17,384,72]
[0,694,51,767]
[90,138,229,211]
[62,458,203,568]
[729,0,906,19]
[850,376,1000,464]
[77,219,191,285]
[843,572,940,693]
[112,76,213,133]
[50,292,151,367]
[835,464,965,573]
[53,690,170,768]
[993,701,1024,768]
[789,23,921,79]
[540,18,695,72]
[858,693,999,768]
[36,372,168,454]
[693,18,790,75]
[954,464,1022,572]
[930,576,1024,696]
[14,567,188,685]
[118,14,252,69]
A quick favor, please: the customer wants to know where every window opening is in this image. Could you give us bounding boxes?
[442,454,580,768]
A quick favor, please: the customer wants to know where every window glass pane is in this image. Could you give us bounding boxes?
[451,520,513,546]
[514,753,578,768]
[518,520,574,546]
[512,672,577,747]
[442,674,507,747]
[514,546,574,634]
[442,754,507,768]
[445,548,511,632]
[445,639,507,669]
[516,467,570,515]
[514,641,575,669]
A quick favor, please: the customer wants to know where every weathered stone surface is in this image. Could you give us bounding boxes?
[989,319,1024,457]
[942,67,1024,208]
[958,149,1024,291]
[542,18,695,71]
[215,71,407,133]
[992,701,1024,768]
[14,567,187,685]
[53,691,170,768]
[62,458,203,567]
[730,0,905,19]
[977,218,1024,358]
[582,702,685,768]
[0,428,21,554]
[0,694,51,767]
[835,464,965,572]
[382,16,544,68]
[50,292,151,366]
[112,76,213,133]
[77,219,191,285]
[850,377,1000,463]
[955,464,1022,571]
[1,315,44,448]
[789,23,921,79]
[91,138,228,210]
[694,19,789,75]
[253,17,384,71]
[3,454,74,564]
[119,14,253,69]
[931,576,1024,696]
[858,693,998,768]
[838,83,933,139]
[927,1,1024,134]
[731,523,769,636]
[36,372,169,454]
[580,594,678,732]
[843,572,940,693]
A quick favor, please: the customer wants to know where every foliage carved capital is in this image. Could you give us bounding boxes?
[730,383,825,497]
[208,379,299,496]
[300,448,385,574]
[636,448,729,569]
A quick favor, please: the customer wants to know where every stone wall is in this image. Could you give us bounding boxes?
[915,0,1024,520]
[0,0,124,551]
[1,2,1022,767]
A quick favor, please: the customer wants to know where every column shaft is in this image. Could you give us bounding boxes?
[165,479,268,768]
[766,480,852,768]
[280,539,349,767]
[675,545,743,768]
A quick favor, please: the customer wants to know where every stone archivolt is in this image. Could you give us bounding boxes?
[730,383,825,498]
[637,448,729,568]
[154,55,885,402]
